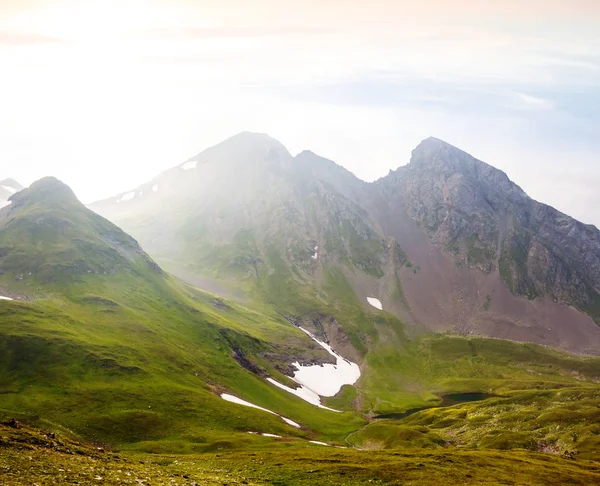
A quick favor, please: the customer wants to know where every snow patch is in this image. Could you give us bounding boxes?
[1,185,17,194]
[220,393,301,429]
[311,246,319,260]
[152,184,159,192]
[0,296,13,301]
[118,192,136,203]
[367,297,383,310]
[267,378,341,412]
[309,441,330,446]
[291,327,361,398]
[221,394,277,416]
[0,201,10,208]
[181,160,197,170]
[262,433,281,438]
[281,417,301,428]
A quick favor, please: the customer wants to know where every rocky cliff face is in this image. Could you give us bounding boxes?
[90,133,600,354]
[376,138,600,317]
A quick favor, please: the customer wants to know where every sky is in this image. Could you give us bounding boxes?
[0,0,599,226]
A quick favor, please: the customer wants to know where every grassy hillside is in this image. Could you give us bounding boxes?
[1,177,599,486]
[0,179,363,449]
[3,420,600,485]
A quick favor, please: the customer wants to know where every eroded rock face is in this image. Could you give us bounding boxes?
[377,137,600,316]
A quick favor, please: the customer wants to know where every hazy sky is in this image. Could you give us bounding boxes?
[1,0,599,226]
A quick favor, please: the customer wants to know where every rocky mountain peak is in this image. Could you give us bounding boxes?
[209,131,291,162]
[405,137,526,202]
[410,137,485,173]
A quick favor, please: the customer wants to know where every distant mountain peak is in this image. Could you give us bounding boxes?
[0,178,25,208]
[219,131,290,155]
[410,137,472,166]
[0,178,23,189]
[183,131,292,170]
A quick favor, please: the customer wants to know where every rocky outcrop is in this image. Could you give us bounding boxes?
[376,138,600,319]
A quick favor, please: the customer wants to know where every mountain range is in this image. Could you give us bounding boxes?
[91,132,600,355]
[1,134,600,483]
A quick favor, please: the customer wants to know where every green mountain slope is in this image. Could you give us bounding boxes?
[1,177,600,471]
[0,178,365,448]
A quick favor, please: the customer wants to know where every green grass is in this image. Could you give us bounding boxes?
[3,421,600,485]
[0,180,363,447]
[353,387,600,461]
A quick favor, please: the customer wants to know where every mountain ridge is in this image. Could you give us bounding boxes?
[88,132,600,355]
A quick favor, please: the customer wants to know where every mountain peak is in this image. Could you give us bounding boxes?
[405,137,526,200]
[10,177,79,207]
[0,178,23,190]
[221,131,290,154]
[408,137,507,180]
[411,137,468,164]
[187,131,292,167]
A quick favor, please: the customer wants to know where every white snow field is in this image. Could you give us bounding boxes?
[366,297,383,310]
[181,161,197,170]
[220,393,301,428]
[266,327,360,410]
[117,192,135,203]
[309,441,330,446]
[1,185,17,194]
[152,184,159,192]
[0,296,13,300]
[291,327,361,397]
